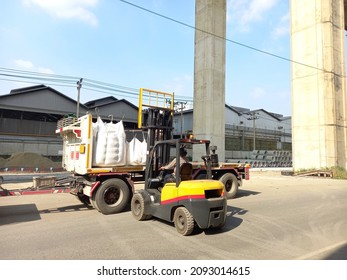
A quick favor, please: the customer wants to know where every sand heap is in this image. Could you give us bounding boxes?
[0,152,61,168]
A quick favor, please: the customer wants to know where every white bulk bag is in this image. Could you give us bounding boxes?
[140,138,147,164]
[104,121,126,166]
[127,137,144,165]
[93,117,107,166]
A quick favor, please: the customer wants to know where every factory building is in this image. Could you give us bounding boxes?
[0,85,291,166]
[0,85,138,161]
[172,105,291,165]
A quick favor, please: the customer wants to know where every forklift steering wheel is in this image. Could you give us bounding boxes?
[157,170,165,181]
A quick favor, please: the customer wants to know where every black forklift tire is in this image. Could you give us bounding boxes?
[76,193,91,206]
[173,207,195,236]
[215,220,226,230]
[131,193,152,220]
[94,178,130,215]
[219,172,238,199]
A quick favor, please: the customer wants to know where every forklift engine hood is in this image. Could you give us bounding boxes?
[161,180,225,205]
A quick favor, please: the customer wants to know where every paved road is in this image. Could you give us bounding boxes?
[0,171,346,260]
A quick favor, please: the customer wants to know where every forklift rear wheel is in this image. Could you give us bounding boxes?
[94,178,130,215]
[173,207,195,236]
[219,173,238,199]
[131,193,152,220]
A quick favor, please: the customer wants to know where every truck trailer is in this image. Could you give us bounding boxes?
[55,88,249,215]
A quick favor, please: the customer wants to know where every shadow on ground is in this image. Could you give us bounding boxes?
[38,204,93,215]
[0,204,41,225]
[235,189,261,199]
[324,243,347,260]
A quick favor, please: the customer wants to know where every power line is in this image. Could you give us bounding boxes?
[0,72,76,85]
[0,77,77,89]
[119,0,346,79]
[0,67,80,81]
[0,67,193,103]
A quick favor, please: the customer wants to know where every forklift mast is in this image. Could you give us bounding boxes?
[138,88,175,179]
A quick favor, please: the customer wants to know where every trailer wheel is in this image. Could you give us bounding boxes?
[173,207,195,236]
[76,193,91,206]
[94,178,130,215]
[90,195,101,212]
[219,173,238,199]
[131,193,151,220]
[195,173,207,180]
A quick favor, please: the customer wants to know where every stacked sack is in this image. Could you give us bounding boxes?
[92,117,147,166]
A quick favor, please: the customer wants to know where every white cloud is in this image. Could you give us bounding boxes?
[38,67,55,74]
[272,12,290,38]
[23,0,99,26]
[250,87,266,99]
[14,59,55,74]
[228,0,279,30]
[163,75,193,98]
[14,59,34,69]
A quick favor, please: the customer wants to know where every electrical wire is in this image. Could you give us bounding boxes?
[0,67,80,80]
[3,1,316,105]
[0,77,77,89]
[0,67,194,103]
[119,0,347,79]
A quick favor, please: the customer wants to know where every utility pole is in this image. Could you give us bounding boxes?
[76,78,83,118]
[175,101,187,138]
[240,121,245,151]
[247,112,259,151]
[278,126,283,150]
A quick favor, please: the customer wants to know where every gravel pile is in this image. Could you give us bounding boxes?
[0,152,60,168]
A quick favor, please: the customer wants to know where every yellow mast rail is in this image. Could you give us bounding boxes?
[142,104,173,110]
[138,88,174,128]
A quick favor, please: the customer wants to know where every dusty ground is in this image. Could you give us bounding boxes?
[1,168,346,261]
[0,169,288,191]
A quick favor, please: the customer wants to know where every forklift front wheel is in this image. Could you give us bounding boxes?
[131,193,152,221]
[173,207,195,236]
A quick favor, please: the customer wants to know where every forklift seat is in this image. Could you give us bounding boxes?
[180,162,193,181]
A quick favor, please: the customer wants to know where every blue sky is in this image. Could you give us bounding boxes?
[0,0,292,116]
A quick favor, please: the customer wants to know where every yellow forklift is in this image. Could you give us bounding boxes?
[131,89,226,235]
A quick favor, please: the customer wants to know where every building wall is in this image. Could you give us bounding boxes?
[0,86,141,159]
[172,108,292,161]
[0,86,292,163]
[0,135,62,158]
[1,117,57,136]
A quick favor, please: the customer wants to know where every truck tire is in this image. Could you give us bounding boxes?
[94,178,130,215]
[195,173,207,180]
[90,195,101,212]
[173,207,195,236]
[131,192,152,220]
[219,172,238,199]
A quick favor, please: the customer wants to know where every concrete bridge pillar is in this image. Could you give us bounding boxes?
[193,0,226,161]
[291,0,347,170]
